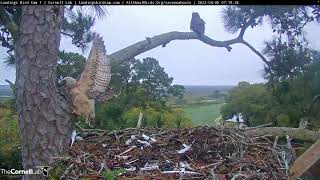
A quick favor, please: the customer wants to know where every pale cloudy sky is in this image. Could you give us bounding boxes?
[1,6,320,85]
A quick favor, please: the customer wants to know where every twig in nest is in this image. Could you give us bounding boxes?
[52,156,72,160]
[231,172,248,180]
[199,161,223,169]
[161,170,202,175]
[273,136,279,150]
[125,159,139,165]
[186,155,195,165]
[60,163,75,179]
[118,146,136,156]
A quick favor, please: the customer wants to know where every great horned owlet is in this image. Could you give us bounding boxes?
[62,34,112,127]
[190,12,206,37]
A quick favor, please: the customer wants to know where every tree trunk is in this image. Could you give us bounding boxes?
[15,6,71,180]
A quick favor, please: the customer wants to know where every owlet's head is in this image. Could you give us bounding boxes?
[61,77,77,88]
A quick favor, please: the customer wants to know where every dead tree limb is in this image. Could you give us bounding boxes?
[136,112,143,128]
[5,79,16,96]
[108,31,271,68]
[244,127,320,142]
[289,139,320,179]
[245,123,273,130]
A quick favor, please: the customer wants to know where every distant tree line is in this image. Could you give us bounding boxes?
[221,42,320,127]
[220,6,320,128]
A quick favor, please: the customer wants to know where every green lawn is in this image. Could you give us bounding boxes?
[182,103,223,126]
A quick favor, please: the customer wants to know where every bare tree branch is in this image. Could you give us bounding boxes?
[244,127,320,142]
[108,31,271,70]
[245,123,273,130]
[238,17,254,40]
[61,31,73,37]
[5,78,15,96]
[5,79,14,87]
[241,39,271,67]
[109,31,239,65]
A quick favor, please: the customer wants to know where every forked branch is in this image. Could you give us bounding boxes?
[108,30,271,68]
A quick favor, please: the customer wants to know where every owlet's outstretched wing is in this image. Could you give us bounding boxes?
[77,34,111,96]
[68,34,111,127]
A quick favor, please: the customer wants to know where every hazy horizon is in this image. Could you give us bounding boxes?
[0,84,236,87]
[0,84,236,98]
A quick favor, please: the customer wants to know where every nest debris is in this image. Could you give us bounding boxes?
[53,126,295,179]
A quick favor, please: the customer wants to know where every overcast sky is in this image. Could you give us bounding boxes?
[1,6,320,85]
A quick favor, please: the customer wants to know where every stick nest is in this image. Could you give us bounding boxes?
[53,126,295,179]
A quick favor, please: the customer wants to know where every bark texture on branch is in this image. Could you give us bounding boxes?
[109,31,239,65]
[108,31,271,69]
[244,127,320,142]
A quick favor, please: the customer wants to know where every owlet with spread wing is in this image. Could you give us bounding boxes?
[62,34,114,127]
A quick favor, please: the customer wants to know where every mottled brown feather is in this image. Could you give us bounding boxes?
[68,34,111,127]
